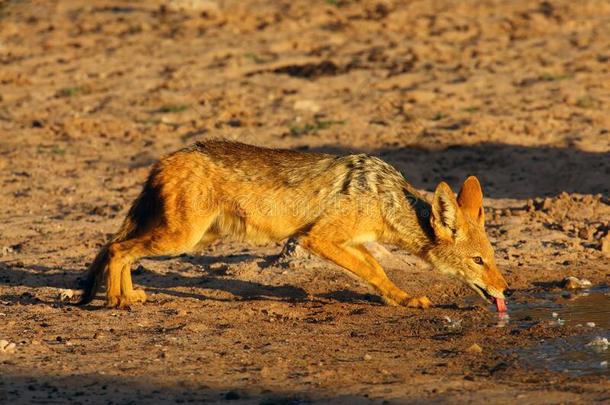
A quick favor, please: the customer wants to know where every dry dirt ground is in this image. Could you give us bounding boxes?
[1,0,609,403]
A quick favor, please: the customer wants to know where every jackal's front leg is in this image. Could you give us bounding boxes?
[352,245,431,308]
[301,238,430,308]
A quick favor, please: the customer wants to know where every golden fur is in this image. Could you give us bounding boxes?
[78,140,508,309]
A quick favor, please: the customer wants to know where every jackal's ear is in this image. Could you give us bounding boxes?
[457,176,485,226]
[431,182,463,242]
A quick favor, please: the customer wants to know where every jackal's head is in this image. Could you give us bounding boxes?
[427,176,508,310]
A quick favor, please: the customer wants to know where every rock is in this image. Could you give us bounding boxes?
[275,238,312,268]
[561,276,592,289]
[466,343,483,354]
[0,246,14,256]
[364,242,393,260]
[443,316,463,330]
[164,0,220,15]
[58,288,84,302]
[601,234,610,257]
[0,339,15,353]
[586,337,608,349]
[407,90,436,104]
[562,277,580,289]
[578,227,593,240]
[293,99,321,113]
[586,322,596,328]
[363,354,372,361]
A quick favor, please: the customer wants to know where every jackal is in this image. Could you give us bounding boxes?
[78,140,508,311]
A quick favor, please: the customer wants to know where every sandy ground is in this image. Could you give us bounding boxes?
[0,0,609,403]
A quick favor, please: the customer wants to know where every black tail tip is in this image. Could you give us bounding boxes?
[75,296,93,306]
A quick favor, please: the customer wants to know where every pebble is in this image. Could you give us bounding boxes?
[407,90,436,104]
[443,316,463,330]
[58,288,84,302]
[586,337,608,348]
[586,322,596,328]
[578,227,593,240]
[363,354,372,361]
[466,343,483,354]
[0,246,15,256]
[365,242,393,259]
[601,234,610,257]
[561,276,592,289]
[165,0,220,14]
[293,99,321,113]
[0,339,16,353]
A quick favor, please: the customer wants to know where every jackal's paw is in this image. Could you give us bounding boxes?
[106,295,120,309]
[406,296,431,309]
[130,288,147,304]
[106,290,146,310]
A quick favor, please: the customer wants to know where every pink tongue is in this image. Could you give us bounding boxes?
[495,298,507,312]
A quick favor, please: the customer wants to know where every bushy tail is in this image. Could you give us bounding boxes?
[76,246,109,305]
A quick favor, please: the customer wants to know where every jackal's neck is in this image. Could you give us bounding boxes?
[382,188,435,258]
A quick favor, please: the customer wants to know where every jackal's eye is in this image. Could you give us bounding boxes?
[472,256,484,265]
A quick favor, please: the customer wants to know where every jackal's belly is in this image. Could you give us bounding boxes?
[210,210,304,244]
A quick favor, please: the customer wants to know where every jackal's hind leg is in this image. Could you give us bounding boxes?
[107,213,218,309]
[106,239,148,309]
[119,262,147,309]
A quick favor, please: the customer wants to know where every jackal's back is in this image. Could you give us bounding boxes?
[140,140,429,245]
[189,140,414,197]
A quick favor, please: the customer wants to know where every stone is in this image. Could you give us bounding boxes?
[407,90,436,104]
[561,276,592,289]
[293,99,321,113]
[601,234,610,257]
[466,343,483,354]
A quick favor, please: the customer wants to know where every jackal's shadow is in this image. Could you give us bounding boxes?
[0,257,382,306]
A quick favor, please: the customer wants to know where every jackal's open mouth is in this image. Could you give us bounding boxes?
[472,284,494,303]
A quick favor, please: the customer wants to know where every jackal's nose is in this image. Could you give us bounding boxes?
[504,289,514,297]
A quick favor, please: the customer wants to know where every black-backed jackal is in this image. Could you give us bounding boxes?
[78,141,508,311]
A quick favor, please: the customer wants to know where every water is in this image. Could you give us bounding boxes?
[495,286,610,376]
[517,334,609,376]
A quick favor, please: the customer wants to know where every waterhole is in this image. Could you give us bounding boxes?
[496,286,609,376]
